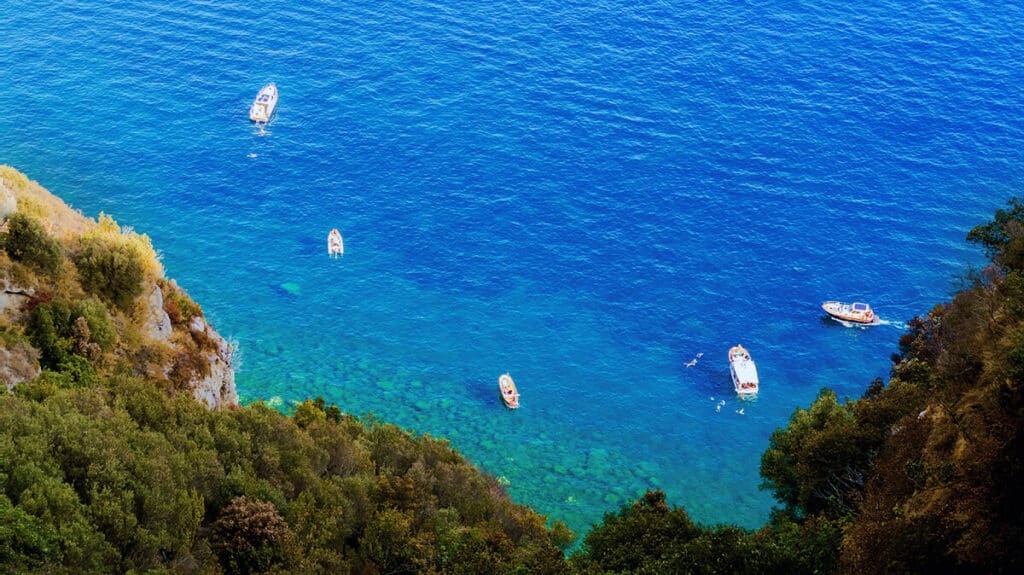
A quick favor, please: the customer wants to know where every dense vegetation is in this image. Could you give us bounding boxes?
[3,165,1022,574]
[0,381,571,573]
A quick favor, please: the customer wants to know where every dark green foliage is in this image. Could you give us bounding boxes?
[576,489,698,572]
[760,389,878,519]
[1002,270,1024,320]
[25,297,114,375]
[24,303,70,369]
[1005,328,1024,386]
[0,493,61,572]
[0,375,568,573]
[761,511,842,575]
[74,236,144,310]
[967,196,1024,270]
[571,490,817,575]
[0,213,62,276]
[52,355,97,388]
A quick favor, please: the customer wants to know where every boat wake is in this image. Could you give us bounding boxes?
[827,316,905,330]
[875,318,907,329]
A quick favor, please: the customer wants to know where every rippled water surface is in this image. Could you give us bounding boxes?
[2,0,1022,534]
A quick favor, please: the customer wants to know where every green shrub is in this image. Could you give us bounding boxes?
[760,388,875,519]
[1,213,63,276]
[74,236,145,310]
[968,196,1024,270]
[25,301,72,369]
[55,355,98,388]
[25,298,115,371]
[73,297,116,351]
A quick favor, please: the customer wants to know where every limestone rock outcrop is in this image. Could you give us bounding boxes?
[188,318,238,409]
[141,283,173,342]
[0,341,39,392]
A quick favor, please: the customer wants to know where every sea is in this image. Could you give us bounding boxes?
[2,0,1022,536]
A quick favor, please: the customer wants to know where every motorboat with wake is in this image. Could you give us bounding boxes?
[822,301,879,325]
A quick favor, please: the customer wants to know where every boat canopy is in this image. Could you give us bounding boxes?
[853,303,869,311]
[733,359,758,383]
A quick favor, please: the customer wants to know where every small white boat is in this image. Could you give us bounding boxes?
[327,229,344,255]
[499,373,520,409]
[249,83,278,122]
[822,301,878,325]
[728,344,759,396]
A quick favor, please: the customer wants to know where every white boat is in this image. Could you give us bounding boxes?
[249,83,278,122]
[821,301,879,325]
[728,344,759,396]
[327,229,344,255]
[499,373,519,409]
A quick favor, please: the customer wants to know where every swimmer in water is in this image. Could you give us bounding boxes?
[685,359,697,367]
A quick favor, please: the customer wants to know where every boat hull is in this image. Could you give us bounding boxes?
[821,301,879,325]
[823,312,878,324]
[249,83,278,122]
[729,345,759,396]
[327,229,344,255]
[499,374,519,409]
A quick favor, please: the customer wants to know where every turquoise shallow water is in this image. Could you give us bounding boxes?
[2,0,1022,535]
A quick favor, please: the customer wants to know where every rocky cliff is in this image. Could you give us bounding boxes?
[0,165,237,408]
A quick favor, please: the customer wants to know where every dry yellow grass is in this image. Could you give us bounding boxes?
[1,165,92,239]
[1,165,164,280]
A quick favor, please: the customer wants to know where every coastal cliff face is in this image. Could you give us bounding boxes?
[183,313,238,409]
[0,165,237,408]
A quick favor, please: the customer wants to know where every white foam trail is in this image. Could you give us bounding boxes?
[828,316,907,330]
[876,318,908,329]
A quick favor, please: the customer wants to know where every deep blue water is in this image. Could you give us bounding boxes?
[2,0,1022,534]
